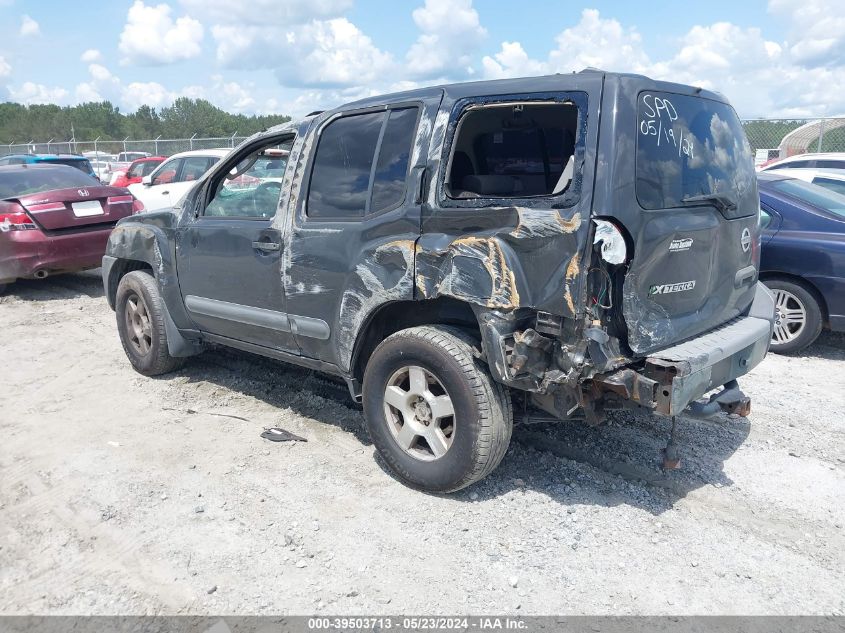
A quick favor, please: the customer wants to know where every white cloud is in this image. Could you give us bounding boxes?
[0,56,11,78]
[179,0,351,26]
[80,49,102,63]
[482,42,548,80]
[280,19,394,87]
[480,10,649,80]
[549,9,648,73]
[406,0,486,79]
[9,82,69,105]
[120,81,207,111]
[211,18,393,89]
[74,62,121,104]
[768,0,845,68]
[119,1,203,65]
[19,14,40,37]
[121,81,172,110]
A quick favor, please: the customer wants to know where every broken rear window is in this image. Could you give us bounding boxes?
[636,91,755,210]
[444,99,581,201]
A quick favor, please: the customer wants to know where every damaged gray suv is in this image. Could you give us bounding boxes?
[102,70,775,492]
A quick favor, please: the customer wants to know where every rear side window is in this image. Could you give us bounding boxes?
[370,108,417,213]
[444,99,581,201]
[178,156,215,182]
[817,160,845,170]
[813,177,845,196]
[307,107,419,219]
[636,92,755,209]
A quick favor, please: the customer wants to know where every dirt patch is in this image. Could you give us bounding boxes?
[1,272,843,614]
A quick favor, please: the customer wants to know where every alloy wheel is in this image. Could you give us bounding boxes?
[383,365,456,461]
[125,292,153,355]
[771,288,807,346]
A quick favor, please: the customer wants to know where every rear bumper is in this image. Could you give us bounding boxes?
[595,283,775,416]
[0,227,112,284]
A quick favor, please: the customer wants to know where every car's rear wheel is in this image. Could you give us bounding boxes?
[116,270,185,376]
[0,283,6,294]
[362,325,513,493]
[767,278,823,354]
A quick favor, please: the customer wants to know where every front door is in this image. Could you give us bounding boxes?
[175,136,298,353]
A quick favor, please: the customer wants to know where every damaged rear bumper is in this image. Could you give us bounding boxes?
[594,283,775,416]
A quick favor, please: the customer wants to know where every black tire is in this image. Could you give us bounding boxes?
[766,278,823,354]
[362,325,513,493]
[115,270,186,376]
[0,282,7,294]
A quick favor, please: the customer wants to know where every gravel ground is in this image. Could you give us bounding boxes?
[1,271,843,615]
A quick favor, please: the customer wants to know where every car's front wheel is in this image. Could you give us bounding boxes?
[767,278,823,354]
[362,325,513,493]
[115,270,186,376]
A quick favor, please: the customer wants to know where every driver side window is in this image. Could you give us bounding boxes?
[204,139,293,219]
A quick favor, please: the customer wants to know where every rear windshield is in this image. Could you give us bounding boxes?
[0,166,99,199]
[636,92,755,209]
[769,178,845,220]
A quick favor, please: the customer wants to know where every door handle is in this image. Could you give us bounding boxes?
[252,241,281,252]
[734,265,757,288]
[161,190,169,195]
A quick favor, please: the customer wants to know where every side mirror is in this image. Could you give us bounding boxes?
[141,175,152,186]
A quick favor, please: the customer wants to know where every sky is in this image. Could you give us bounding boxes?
[0,0,843,123]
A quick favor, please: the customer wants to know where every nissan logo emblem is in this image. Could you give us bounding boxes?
[77,189,90,197]
[741,227,751,253]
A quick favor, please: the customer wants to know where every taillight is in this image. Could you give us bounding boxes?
[0,210,37,232]
[107,195,134,206]
[132,197,145,213]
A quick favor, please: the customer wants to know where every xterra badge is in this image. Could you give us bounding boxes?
[669,238,693,252]
[649,281,696,295]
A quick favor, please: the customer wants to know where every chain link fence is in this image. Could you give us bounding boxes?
[4,118,845,163]
[1,135,249,158]
[742,117,845,164]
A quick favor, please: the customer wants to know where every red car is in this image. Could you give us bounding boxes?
[0,163,143,292]
[110,156,166,187]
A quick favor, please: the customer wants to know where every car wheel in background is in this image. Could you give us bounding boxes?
[115,270,186,376]
[362,325,513,493]
[766,278,823,354]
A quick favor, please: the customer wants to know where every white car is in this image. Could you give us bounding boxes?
[89,159,113,183]
[759,152,845,172]
[128,149,229,213]
[764,168,845,196]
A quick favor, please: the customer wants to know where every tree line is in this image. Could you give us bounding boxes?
[0,98,292,143]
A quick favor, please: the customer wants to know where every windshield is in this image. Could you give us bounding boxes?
[636,92,755,210]
[769,178,845,219]
[0,166,99,199]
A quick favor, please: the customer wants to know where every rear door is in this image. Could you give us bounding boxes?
[597,79,761,354]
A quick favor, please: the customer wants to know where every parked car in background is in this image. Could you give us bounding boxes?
[107,151,154,184]
[89,159,113,183]
[759,152,845,172]
[765,168,845,196]
[83,150,116,162]
[110,156,165,188]
[128,149,227,213]
[0,164,142,293]
[0,153,97,179]
[758,172,845,352]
